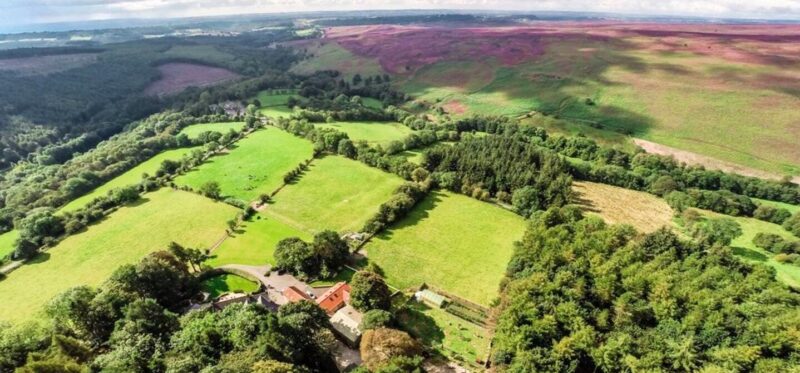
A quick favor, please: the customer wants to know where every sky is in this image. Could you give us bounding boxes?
[2,0,800,30]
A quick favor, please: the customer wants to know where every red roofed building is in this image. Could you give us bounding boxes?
[283,286,311,303]
[316,282,351,315]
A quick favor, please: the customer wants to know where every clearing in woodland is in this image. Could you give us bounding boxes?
[572,181,674,233]
[59,147,201,213]
[0,188,237,322]
[365,190,526,306]
[264,155,404,234]
[175,128,313,201]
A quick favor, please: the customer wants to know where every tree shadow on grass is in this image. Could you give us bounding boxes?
[374,191,444,241]
[397,301,445,347]
[731,246,769,262]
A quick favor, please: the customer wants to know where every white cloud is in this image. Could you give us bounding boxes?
[2,0,800,30]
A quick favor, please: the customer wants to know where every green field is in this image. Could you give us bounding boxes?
[398,301,491,365]
[698,210,800,288]
[0,230,19,259]
[365,191,526,306]
[315,121,413,147]
[0,189,238,322]
[207,213,311,267]
[59,147,200,213]
[256,90,297,118]
[264,156,404,234]
[755,198,800,214]
[175,128,313,201]
[362,97,383,109]
[201,274,260,298]
[179,122,244,138]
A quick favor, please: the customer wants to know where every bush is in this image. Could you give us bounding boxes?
[349,271,392,312]
[784,212,800,238]
[753,205,792,225]
[359,309,394,330]
[360,328,422,371]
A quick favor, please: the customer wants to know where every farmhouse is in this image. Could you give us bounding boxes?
[316,282,351,314]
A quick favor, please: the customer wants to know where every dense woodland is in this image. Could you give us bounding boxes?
[493,207,800,372]
[0,29,298,170]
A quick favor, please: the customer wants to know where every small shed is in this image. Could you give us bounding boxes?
[414,289,449,308]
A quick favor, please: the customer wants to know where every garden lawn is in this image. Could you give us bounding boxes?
[175,128,313,201]
[264,156,404,234]
[365,190,526,306]
[398,301,491,366]
[698,209,800,289]
[201,274,260,298]
[316,121,413,147]
[207,213,311,267]
[0,230,19,259]
[0,188,238,322]
[59,147,200,213]
[179,122,244,138]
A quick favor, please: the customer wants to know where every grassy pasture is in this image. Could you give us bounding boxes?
[175,128,313,201]
[693,209,800,289]
[201,274,260,298]
[0,230,19,259]
[398,300,491,365]
[365,190,526,306]
[315,121,413,147]
[572,181,674,233]
[256,90,296,118]
[264,156,404,234]
[207,213,311,267]
[59,147,201,213]
[0,189,237,322]
[754,198,800,214]
[179,122,244,138]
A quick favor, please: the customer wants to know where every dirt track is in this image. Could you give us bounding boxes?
[633,139,800,184]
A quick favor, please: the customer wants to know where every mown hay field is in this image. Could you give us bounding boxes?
[572,181,674,233]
